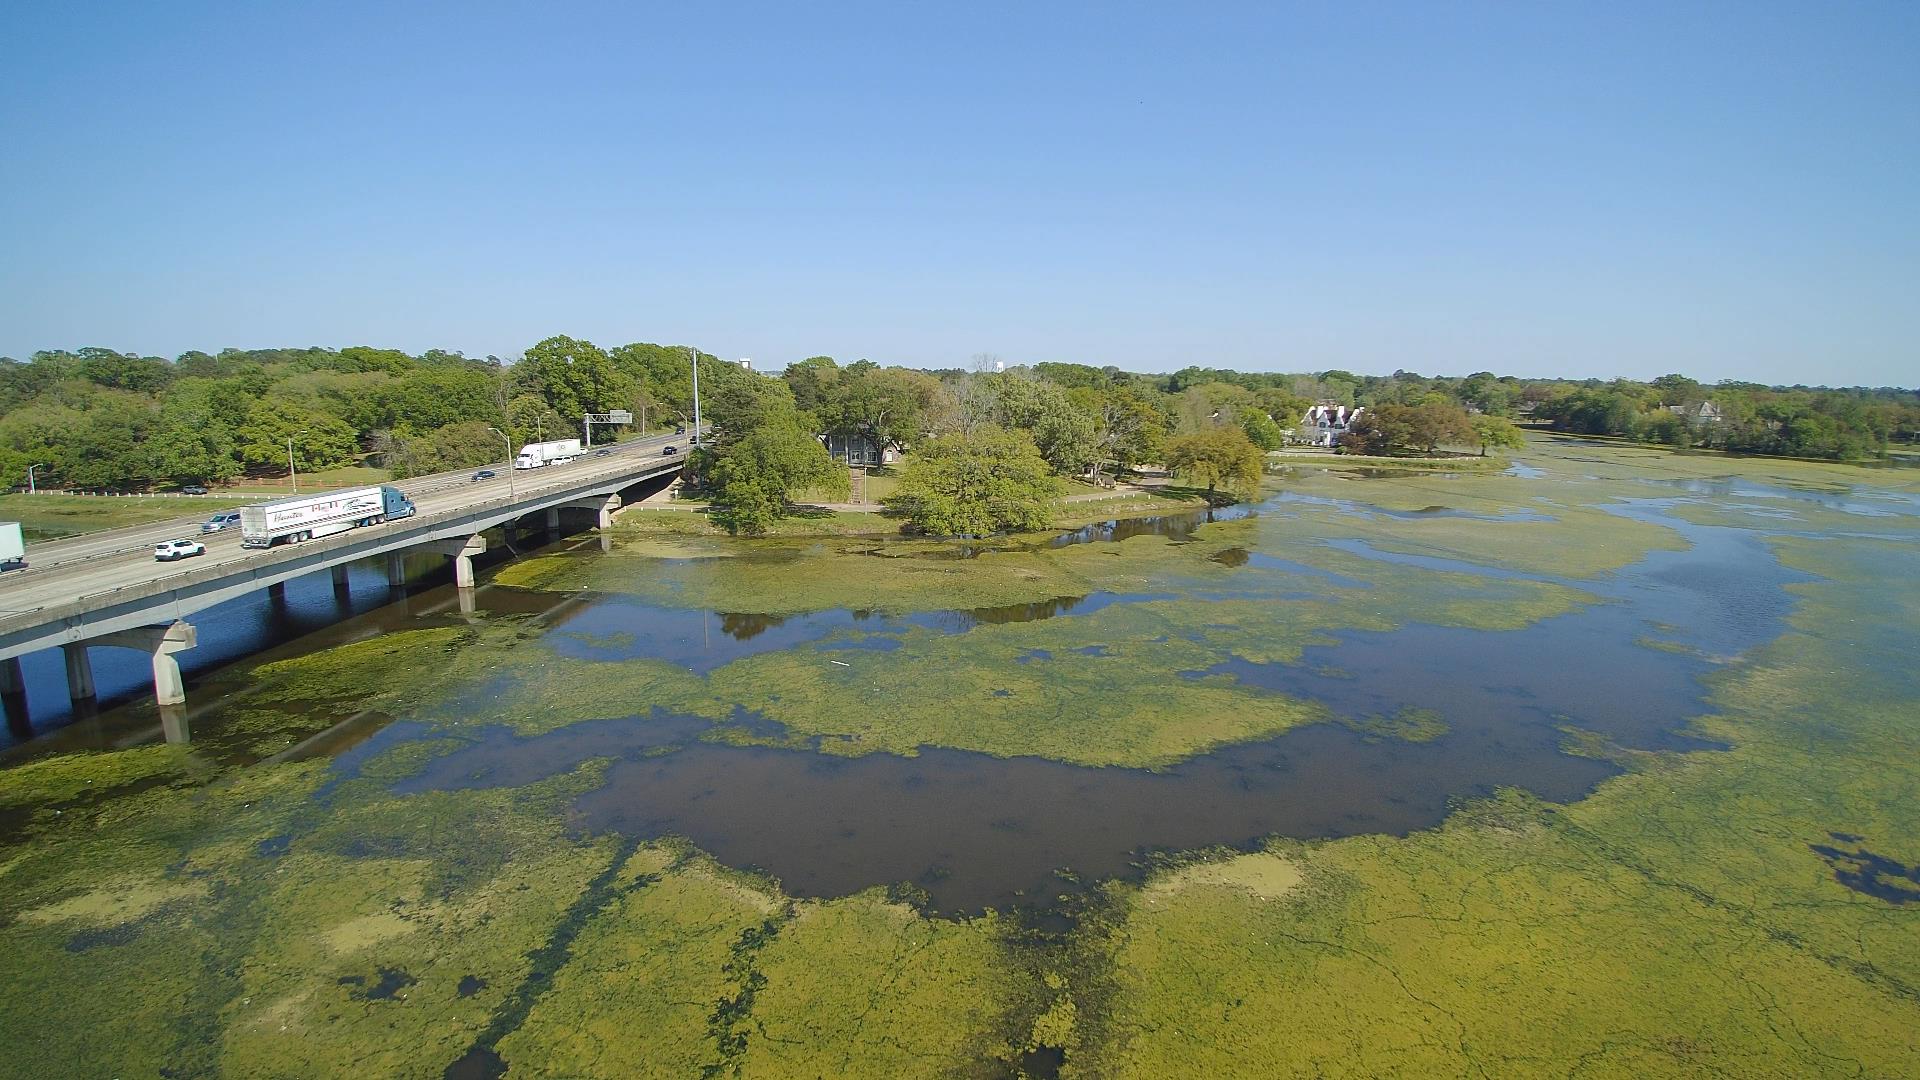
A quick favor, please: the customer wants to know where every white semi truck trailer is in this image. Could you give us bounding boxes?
[513,439,583,470]
[0,521,24,572]
[240,485,416,548]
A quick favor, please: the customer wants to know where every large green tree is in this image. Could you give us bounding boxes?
[707,414,847,535]
[515,336,636,422]
[60,396,162,489]
[236,400,359,474]
[702,375,798,449]
[153,392,241,485]
[1165,426,1264,501]
[388,421,509,479]
[504,394,574,446]
[987,375,1099,476]
[1471,414,1527,456]
[1238,407,1286,451]
[1073,385,1168,482]
[816,366,941,453]
[1340,402,1476,456]
[885,427,1065,536]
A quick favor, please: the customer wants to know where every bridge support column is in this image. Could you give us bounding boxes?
[386,552,407,590]
[267,581,286,602]
[62,644,95,702]
[0,658,26,737]
[544,508,560,533]
[158,704,189,745]
[427,534,487,589]
[92,621,197,708]
[331,564,350,594]
[564,494,622,531]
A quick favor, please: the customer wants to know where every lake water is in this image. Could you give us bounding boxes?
[4,449,1907,918]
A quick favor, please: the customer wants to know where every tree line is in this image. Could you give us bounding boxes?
[5,343,1912,533]
[0,340,761,491]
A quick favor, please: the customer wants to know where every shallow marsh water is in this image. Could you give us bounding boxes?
[3,438,1918,1078]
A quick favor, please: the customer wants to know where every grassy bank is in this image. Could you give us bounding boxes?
[3,468,392,540]
[1267,451,1510,471]
[1532,429,1914,467]
[0,493,244,540]
[612,486,1213,540]
[216,465,392,495]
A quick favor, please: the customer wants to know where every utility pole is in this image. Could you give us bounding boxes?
[487,426,515,499]
[689,345,702,446]
[287,430,308,494]
[26,463,46,494]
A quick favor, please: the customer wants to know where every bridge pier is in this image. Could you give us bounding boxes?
[1,657,26,737]
[427,534,487,589]
[331,564,350,594]
[62,643,95,703]
[544,508,560,533]
[92,621,197,707]
[565,494,622,531]
[386,552,407,591]
[158,703,190,745]
[267,581,287,602]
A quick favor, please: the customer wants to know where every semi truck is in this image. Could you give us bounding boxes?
[0,521,24,572]
[240,485,416,548]
[514,439,583,470]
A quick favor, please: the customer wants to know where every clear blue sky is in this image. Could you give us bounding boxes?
[2,2,1914,385]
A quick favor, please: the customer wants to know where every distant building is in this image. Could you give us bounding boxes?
[1665,401,1723,424]
[737,358,754,371]
[1300,402,1364,447]
[823,433,896,466]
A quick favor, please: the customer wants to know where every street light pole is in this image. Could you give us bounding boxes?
[488,426,515,499]
[26,463,46,494]
[287,429,308,494]
[689,346,702,447]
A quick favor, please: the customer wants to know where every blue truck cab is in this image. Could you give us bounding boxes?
[381,485,417,521]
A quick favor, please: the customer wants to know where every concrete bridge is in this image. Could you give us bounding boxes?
[0,434,688,725]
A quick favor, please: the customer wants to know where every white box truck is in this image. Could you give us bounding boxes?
[514,439,583,470]
[0,521,24,572]
[240,485,416,548]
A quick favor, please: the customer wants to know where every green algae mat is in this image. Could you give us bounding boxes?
[1,438,1917,1077]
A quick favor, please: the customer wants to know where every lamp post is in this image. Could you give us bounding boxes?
[487,426,515,499]
[688,346,702,447]
[26,463,46,494]
[287,430,308,494]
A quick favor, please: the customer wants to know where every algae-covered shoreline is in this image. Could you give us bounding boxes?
[1,440,1916,1077]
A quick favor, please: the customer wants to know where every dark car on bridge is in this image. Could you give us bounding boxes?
[661,445,677,455]
[471,469,496,482]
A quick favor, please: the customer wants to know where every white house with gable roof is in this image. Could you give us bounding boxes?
[1299,403,1365,447]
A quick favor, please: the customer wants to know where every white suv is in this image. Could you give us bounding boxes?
[154,538,207,562]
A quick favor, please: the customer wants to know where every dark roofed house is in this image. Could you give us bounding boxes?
[823,433,895,466]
